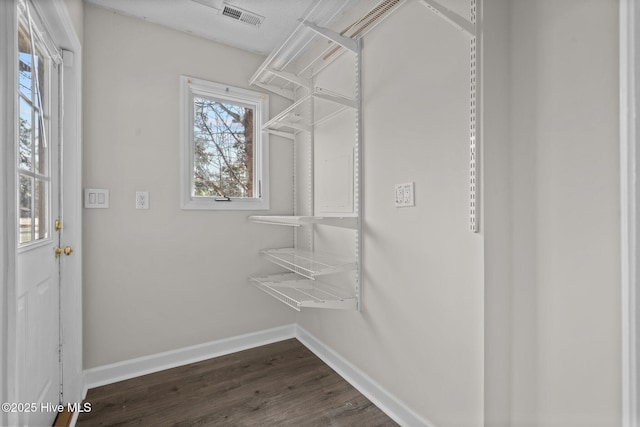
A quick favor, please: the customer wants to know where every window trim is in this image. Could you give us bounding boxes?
[180,75,269,210]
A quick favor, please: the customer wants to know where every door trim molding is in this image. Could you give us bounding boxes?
[620,1,639,425]
[31,0,85,405]
[0,1,18,426]
[1,2,83,422]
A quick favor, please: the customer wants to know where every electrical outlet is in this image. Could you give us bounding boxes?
[136,191,149,209]
[402,182,414,206]
[394,182,415,207]
[395,185,405,207]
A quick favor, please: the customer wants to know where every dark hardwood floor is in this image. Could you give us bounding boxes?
[77,339,398,426]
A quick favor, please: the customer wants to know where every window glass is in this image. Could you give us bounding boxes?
[19,97,32,171]
[19,174,33,244]
[17,14,51,244]
[181,76,269,210]
[34,178,48,240]
[18,25,32,99]
[193,96,254,198]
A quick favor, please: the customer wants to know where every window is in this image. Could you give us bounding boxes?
[181,76,269,210]
[17,5,55,245]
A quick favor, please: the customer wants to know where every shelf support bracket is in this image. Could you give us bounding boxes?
[254,82,295,101]
[264,120,311,133]
[301,20,358,53]
[265,129,296,140]
[277,120,311,133]
[266,68,312,90]
[314,88,357,109]
[418,0,476,37]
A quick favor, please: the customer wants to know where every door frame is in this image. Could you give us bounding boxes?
[0,1,83,424]
[621,1,639,426]
[0,3,19,425]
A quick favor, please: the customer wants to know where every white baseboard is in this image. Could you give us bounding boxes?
[82,324,296,394]
[69,409,80,427]
[296,325,434,427]
[80,323,431,427]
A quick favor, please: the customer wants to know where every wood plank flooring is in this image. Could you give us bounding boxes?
[77,339,398,426]
[53,408,73,426]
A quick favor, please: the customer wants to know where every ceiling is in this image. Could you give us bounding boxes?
[85,0,360,56]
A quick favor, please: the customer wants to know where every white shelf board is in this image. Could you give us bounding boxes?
[250,273,357,311]
[249,215,357,229]
[261,248,356,280]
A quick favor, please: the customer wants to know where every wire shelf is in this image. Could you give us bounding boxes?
[248,0,361,96]
[262,88,356,139]
[260,248,356,279]
[249,215,358,229]
[247,0,409,312]
[250,273,357,311]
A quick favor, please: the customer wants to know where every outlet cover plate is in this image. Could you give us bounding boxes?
[136,191,149,209]
[395,182,415,207]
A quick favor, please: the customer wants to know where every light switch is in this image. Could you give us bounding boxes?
[395,185,404,207]
[84,189,109,209]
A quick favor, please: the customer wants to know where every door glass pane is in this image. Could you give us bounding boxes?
[19,97,32,171]
[19,174,33,244]
[35,111,47,175]
[35,46,44,108]
[17,17,53,246]
[18,26,32,100]
[34,178,48,240]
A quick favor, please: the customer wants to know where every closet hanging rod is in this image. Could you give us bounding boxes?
[321,0,404,61]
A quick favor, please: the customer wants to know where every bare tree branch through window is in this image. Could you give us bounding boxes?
[193,97,253,198]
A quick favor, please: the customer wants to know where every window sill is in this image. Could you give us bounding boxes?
[181,197,270,211]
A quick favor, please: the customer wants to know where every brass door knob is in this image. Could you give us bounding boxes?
[55,246,73,257]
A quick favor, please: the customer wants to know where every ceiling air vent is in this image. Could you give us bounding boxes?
[220,3,265,27]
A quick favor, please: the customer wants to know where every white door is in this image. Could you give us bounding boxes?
[15,4,63,426]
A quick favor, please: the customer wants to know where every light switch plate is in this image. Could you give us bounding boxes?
[84,189,109,209]
[395,182,415,207]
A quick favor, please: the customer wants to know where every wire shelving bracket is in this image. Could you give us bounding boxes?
[419,0,481,233]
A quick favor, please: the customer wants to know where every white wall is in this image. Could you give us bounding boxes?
[297,0,622,425]
[62,0,82,42]
[298,2,485,426]
[484,0,621,425]
[481,0,512,424]
[508,0,621,425]
[82,4,295,369]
